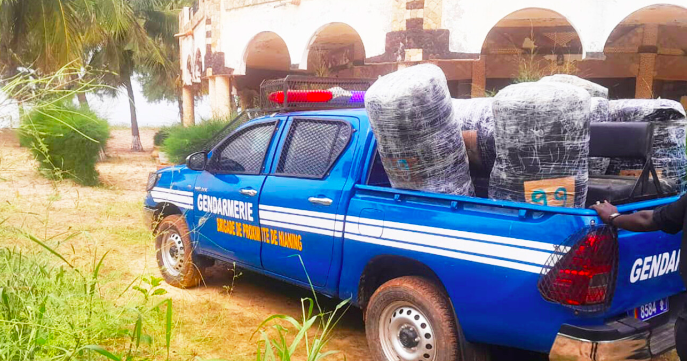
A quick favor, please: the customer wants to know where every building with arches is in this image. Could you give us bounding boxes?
[177,0,687,125]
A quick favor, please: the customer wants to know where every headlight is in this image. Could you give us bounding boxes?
[146,172,160,191]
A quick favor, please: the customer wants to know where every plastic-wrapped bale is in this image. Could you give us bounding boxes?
[539,74,608,99]
[609,99,686,122]
[606,99,687,192]
[489,82,591,208]
[452,98,496,174]
[365,64,474,196]
[588,97,611,175]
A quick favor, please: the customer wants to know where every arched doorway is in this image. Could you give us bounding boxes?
[302,23,365,77]
[601,4,687,101]
[237,31,292,109]
[478,8,583,95]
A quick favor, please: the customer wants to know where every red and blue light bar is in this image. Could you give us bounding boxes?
[268,89,366,105]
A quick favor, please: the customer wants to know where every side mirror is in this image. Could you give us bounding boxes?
[186,151,208,171]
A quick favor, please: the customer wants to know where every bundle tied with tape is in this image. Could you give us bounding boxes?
[606,99,687,192]
[365,64,474,196]
[489,82,591,208]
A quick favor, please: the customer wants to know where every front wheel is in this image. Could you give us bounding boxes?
[155,214,203,288]
[365,276,489,361]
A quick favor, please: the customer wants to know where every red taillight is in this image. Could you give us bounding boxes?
[268,90,333,104]
[538,226,618,313]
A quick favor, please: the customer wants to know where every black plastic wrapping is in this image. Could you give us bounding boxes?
[452,98,496,174]
[365,64,474,196]
[489,82,591,208]
[606,99,687,192]
[588,97,611,176]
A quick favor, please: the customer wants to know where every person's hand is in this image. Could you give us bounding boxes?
[591,200,618,224]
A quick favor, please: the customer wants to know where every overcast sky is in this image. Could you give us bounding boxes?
[0,78,211,128]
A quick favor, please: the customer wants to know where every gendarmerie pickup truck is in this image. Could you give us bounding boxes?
[144,77,685,361]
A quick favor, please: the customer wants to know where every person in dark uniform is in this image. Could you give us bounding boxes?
[593,197,687,359]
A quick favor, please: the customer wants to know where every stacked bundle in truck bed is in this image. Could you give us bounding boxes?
[365,64,474,196]
[588,97,611,176]
[489,82,591,208]
[605,99,687,192]
[539,74,609,99]
[452,98,496,197]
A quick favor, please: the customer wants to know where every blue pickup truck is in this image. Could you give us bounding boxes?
[144,80,685,361]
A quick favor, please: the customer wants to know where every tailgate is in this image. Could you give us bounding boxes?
[607,199,685,316]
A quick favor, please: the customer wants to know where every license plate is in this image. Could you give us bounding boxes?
[629,298,669,321]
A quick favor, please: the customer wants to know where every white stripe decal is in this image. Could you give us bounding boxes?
[261,220,335,237]
[355,216,559,252]
[152,187,193,197]
[347,227,551,266]
[260,210,337,231]
[346,233,543,274]
[152,197,193,209]
[150,191,194,205]
[260,205,336,220]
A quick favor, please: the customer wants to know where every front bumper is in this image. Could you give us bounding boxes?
[142,206,156,231]
[549,293,684,361]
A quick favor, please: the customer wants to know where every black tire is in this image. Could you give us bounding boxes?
[365,276,490,361]
[155,214,203,288]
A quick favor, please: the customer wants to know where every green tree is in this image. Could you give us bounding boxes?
[136,0,191,124]
[89,0,172,151]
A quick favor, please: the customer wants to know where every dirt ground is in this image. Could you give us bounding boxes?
[0,128,677,361]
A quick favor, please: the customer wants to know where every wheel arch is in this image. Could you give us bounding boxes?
[358,255,449,312]
[152,202,183,232]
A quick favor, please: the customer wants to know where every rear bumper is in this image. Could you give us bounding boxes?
[549,293,684,361]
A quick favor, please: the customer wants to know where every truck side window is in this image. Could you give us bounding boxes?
[367,150,391,187]
[276,118,351,179]
[211,122,275,174]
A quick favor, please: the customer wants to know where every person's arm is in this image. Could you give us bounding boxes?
[591,201,659,232]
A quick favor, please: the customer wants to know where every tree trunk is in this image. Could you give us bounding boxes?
[177,90,184,125]
[76,92,89,108]
[124,74,144,152]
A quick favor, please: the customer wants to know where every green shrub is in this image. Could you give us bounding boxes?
[19,103,110,186]
[153,127,173,147]
[162,118,232,164]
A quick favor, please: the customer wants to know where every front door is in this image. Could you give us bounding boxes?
[259,116,359,286]
[193,119,281,268]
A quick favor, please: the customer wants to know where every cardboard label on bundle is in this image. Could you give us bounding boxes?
[382,156,421,183]
[524,177,575,207]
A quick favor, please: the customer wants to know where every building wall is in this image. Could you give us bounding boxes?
[178,0,687,107]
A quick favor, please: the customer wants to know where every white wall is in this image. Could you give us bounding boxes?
[220,0,394,74]
[442,0,687,57]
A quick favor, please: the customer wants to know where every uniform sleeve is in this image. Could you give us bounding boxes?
[652,194,687,234]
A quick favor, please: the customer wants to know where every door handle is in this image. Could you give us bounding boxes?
[240,188,258,197]
[308,197,333,206]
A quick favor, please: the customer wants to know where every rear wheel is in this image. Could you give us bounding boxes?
[155,214,203,288]
[365,276,489,361]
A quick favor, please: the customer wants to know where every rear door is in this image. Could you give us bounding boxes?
[193,118,282,268]
[259,116,359,287]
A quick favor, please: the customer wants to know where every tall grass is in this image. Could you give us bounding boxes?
[0,228,173,361]
[253,257,349,361]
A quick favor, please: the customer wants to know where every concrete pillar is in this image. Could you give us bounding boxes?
[208,77,217,117]
[215,75,233,118]
[182,86,195,127]
[471,56,486,98]
[635,24,658,99]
